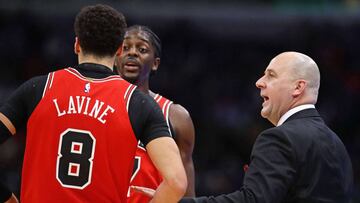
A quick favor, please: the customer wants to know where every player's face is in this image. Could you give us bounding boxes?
[116,30,159,85]
[255,59,294,125]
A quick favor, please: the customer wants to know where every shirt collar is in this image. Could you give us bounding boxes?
[277,104,315,126]
[75,63,116,79]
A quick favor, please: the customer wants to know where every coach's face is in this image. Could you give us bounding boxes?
[255,55,295,125]
[116,30,159,85]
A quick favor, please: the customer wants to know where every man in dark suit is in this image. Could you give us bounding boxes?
[178,51,353,202]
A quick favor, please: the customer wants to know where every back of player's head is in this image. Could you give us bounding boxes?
[74,4,127,57]
[127,25,162,58]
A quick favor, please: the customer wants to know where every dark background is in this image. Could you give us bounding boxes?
[0,0,359,201]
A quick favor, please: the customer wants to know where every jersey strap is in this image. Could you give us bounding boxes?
[153,94,173,137]
[124,84,137,112]
[127,93,174,203]
[42,71,55,98]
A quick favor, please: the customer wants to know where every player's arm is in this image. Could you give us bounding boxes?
[0,98,18,203]
[0,75,46,201]
[0,182,18,203]
[141,104,188,203]
[0,113,18,203]
[0,113,15,144]
[146,136,187,203]
[0,75,47,143]
[0,84,21,144]
[129,137,188,203]
[4,194,18,203]
[169,104,196,197]
[129,90,187,202]
[0,182,11,203]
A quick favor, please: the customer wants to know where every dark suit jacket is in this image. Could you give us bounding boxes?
[181,108,353,203]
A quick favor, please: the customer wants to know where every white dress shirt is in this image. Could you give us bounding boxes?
[277,104,315,126]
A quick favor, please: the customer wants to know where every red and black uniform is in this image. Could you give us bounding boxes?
[0,63,170,202]
[127,93,174,203]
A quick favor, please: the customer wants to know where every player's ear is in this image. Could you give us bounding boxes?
[152,57,160,72]
[74,37,81,54]
[114,56,120,74]
[115,44,122,56]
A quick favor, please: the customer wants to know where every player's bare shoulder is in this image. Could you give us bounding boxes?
[168,103,196,196]
[169,104,193,130]
[168,103,195,146]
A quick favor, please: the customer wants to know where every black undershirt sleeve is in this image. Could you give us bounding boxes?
[0,182,11,203]
[0,122,12,145]
[0,75,47,131]
[128,89,171,146]
[0,75,45,199]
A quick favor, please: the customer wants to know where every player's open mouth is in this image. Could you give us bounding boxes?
[124,63,139,71]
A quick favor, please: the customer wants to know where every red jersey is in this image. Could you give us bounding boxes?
[22,68,138,202]
[127,94,173,203]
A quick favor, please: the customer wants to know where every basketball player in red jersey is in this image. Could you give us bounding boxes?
[0,5,187,203]
[115,25,196,202]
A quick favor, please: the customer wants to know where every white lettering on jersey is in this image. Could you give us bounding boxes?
[97,105,115,124]
[53,96,115,124]
[67,96,77,114]
[53,99,66,116]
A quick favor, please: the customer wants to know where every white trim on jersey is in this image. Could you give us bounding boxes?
[152,94,174,138]
[127,155,142,197]
[163,100,173,138]
[126,85,137,112]
[130,156,141,182]
[153,93,159,101]
[49,72,55,88]
[137,140,146,151]
[162,100,169,114]
[156,95,162,103]
[42,72,55,98]
[41,73,51,98]
[124,84,134,99]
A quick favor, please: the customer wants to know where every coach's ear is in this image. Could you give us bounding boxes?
[74,37,81,55]
[293,79,306,97]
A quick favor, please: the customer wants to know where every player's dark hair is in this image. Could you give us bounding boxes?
[74,4,127,57]
[126,25,162,58]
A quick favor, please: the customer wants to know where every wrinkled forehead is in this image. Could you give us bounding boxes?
[124,30,151,44]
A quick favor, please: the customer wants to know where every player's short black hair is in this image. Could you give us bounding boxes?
[126,25,162,58]
[74,4,127,57]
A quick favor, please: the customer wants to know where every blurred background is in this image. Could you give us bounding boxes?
[0,0,359,201]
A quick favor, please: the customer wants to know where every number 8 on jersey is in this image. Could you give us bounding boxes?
[56,128,96,189]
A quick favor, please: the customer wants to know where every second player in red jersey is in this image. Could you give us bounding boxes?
[127,94,173,202]
[116,25,196,203]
